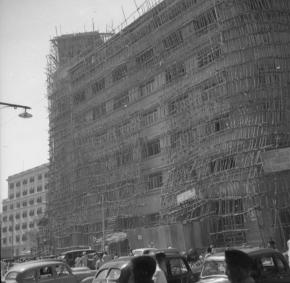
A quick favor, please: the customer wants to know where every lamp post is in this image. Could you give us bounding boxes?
[0,102,32,118]
[101,193,105,252]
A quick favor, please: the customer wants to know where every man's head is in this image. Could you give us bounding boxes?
[155,252,167,273]
[225,249,253,282]
[130,256,156,283]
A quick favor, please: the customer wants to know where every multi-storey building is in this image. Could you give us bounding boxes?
[47,0,290,252]
[1,164,49,258]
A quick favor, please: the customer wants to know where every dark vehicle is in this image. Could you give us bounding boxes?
[91,248,196,283]
[197,247,290,283]
[1,260,78,283]
[59,249,96,268]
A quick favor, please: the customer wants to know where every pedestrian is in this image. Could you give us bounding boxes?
[205,246,213,258]
[287,235,290,267]
[130,255,156,283]
[81,252,88,267]
[225,249,255,283]
[267,238,276,249]
[95,254,104,270]
[75,255,82,267]
[153,252,167,283]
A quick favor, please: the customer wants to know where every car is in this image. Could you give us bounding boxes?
[197,247,290,283]
[91,248,196,283]
[58,249,97,268]
[1,260,78,283]
[71,267,96,282]
[132,248,158,256]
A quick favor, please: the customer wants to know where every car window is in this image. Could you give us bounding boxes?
[55,264,71,276]
[274,255,287,272]
[201,260,226,277]
[107,268,121,280]
[39,266,54,279]
[5,271,19,280]
[96,269,108,280]
[168,258,188,275]
[22,269,38,282]
[260,256,278,274]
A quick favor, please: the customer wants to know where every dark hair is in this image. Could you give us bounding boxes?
[155,252,166,265]
[131,256,156,283]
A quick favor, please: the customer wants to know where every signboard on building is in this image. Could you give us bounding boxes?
[177,188,196,204]
[261,147,290,173]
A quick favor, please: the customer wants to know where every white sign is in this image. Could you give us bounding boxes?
[177,188,196,204]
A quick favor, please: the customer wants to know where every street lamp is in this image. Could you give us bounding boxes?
[0,102,32,118]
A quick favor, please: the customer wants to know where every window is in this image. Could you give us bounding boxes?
[107,269,121,280]
[112,63,127,82]
[113,92,129,110]
[30,176,35,183]
[192,7,217,35]
[55,265,71,277]
[23,201,27,207]
[165,62,186,83]
[44,172,48,178]
[9,215,13,221]
[22,223,27,229]
[29,210,35,216]
[247,0,272,10]
[37,197,42,203]
[168,258,188,275]
[37,186,42,192]
[10,204,14,210]
[16,202,20,208]
[197,45,221,68]
[37,208,42,215]
[22,234,27,242]
[9,183,14,189]
[9,194,14,199]
[142,108,158,127]
[148,172,163,190]
[143,139,161,158]
[29,199,34,205]
[29,222,34,228]
[116,148,133,167]
[22,211,27,218]
[170,131,182,148]
[140,79,155,97]
[163,30,183,50]
[210,156,236,173]
[168,93,189,115]
[92,103,106,120]
[3,216,7,222]
[92,78,105,94]
[15,224,20,231]
[73,90,86,105]
[38,174,42,180]
[9,226,12,232]
[16,181,21,187]
[16,191,21,198]
[45,184,49,190]
[15,213,20,220]
[40,266,53,278]
[2,227,7,233]
[29,187,35,194]
[3,205,7,212]
[136,48,154,65]
[2,238,7,245]
[23,190,28,196]
[206,114,230,134]
[23,179,28,185]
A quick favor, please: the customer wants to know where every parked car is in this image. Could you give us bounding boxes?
[91,248,196,283]
[132,248,158,256]
[71,267,96,282]
[1,260,78,283]
[197,247,290,283]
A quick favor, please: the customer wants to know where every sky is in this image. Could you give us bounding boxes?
[0,0,146,206]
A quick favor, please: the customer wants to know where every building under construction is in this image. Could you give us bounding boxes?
[47,0,290,253]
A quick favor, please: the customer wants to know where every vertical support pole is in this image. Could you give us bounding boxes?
[102,194,105,252]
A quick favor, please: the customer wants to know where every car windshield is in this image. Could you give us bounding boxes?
[201,260,226,277]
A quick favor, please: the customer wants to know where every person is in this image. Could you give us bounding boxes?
[75,255,82,267]
[267,239,276,249]
[205,246,213,258]
[130,255,156,283]
[225,249,255,283]
[95,254,104,270]
[153,252,167,283]
[81,252,88,267]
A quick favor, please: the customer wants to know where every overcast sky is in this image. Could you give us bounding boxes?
[0,0,147,204]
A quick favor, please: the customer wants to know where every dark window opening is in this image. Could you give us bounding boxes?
[136,48,154,65]
[165,62,186,83]
[112,64,127,82]
[210,156,236,173]
[163,30,183,50]
[113,92,129,110]
[197,45,221,68]
[92,78,105,94]
[143,139,161,158]
[148,172,163,190]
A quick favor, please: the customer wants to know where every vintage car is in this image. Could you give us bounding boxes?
[1,260,78,283]
[90,249,196,283]
[197,247,290,283]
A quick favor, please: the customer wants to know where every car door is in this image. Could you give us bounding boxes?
[255,254,290,283]
[167,257,190,283]
[38,265,56,283]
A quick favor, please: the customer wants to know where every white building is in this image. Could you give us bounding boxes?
[1,163,49,258]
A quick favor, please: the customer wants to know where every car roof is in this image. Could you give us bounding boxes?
[7,260,66,273]
[61,249,94,255]
[205,247,281,261]
[100,259,131,270]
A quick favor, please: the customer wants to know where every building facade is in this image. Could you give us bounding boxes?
[47,0,290,252]
[1,164,49,258]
